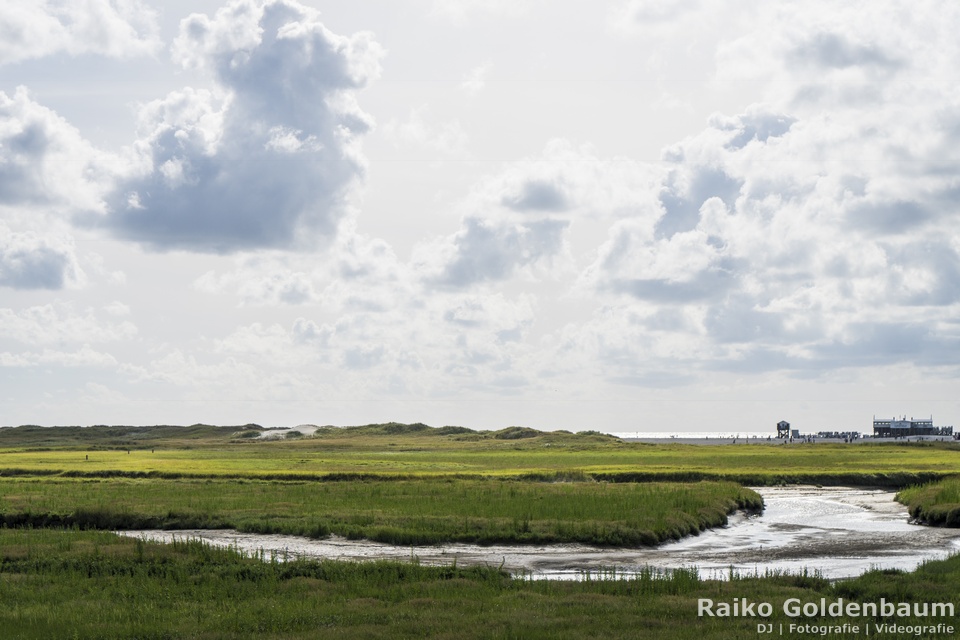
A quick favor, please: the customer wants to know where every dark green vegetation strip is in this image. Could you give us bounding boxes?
[2,469,947,488]
[0,478,760,547]
[1,528,958,639]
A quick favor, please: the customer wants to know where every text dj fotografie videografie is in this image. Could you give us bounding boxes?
[699,598,956,635]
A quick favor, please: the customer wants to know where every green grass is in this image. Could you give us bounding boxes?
[897,476,960,525]
[1,528,958,639]
[2,424,959,637]
[1,423,958,486]
[0,477,761,546]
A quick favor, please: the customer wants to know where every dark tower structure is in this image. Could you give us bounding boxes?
[776,420,791,439]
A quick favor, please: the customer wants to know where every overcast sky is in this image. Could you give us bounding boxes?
[2,0,958,433]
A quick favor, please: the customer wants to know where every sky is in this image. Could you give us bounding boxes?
[1,0,959,434]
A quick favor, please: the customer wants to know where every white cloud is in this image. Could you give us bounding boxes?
[607,0,749,80]
[415,216,570,287]
[82,251,127,285]
[412,140,658,288]
[428,292,542,392]
[381,106,469,157]
[0,0,160,65]
[460,62,491,95]
[103,301,131,316]
[4,0,959,428]
[321,234,414,312]
[583,70,960,376]
[0,303,137,345]
[191,232,409,309]
[541,3,960,383]
[544,302,704,387]
[195,261,322,307]
[100,0,384,253]
[0,224,84,290]
[0,345,118,368]
[121,349,262,391]
[443,292,535,339]
[215,320,331,362]
[0,87,115,214]
[466,140,660,218]
[203,287,541,396]
[611,0,703,30]
[79,381,129,405]
[712,1,958,110]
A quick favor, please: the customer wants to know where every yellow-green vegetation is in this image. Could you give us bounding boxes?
[0,477,760,546]
[1,423,958,485]
[2,423,960,638]
[898,477,960,526]
[1,528,959,639]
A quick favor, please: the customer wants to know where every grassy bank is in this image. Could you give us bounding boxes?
[0,477,760,546]
[1,528,958,639]
[897,476,960,526]
[1,424,958,485]
[2,424,958,638]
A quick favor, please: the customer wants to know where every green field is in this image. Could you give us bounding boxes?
[1,528,959,639]
[2,423,958,485]
[0,476,760,546]
[1,423,959,638]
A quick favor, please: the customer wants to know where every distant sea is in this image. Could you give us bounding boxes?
[609,431,773,440]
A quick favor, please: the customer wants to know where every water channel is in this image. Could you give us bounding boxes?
[118,486,960,581]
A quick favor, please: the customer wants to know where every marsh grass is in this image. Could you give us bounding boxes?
[2,528,958,639]
[897,476,960,525]
[1,424,957,486]
[2,426,960,637]
[0,478,760,546]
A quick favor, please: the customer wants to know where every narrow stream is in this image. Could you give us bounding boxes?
[118,486,960,580]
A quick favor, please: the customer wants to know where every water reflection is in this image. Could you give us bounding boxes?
[119,486,960,580]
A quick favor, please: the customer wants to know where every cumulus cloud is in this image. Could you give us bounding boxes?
[0,225,84,290]
[607,0,746,80]
[321,234,414,312]
[583,0,960,379]
[432,292,539,389]
[544,303,702,387]
[215,320,332,363]
[100,0,384,253]
[195,260,322,306]
[0,87,113,214]
[121,349,262,391]
[443,292,534,341]
[416,216,569,287]
[6,0,958,419]
[201,282,541,398]
[413,140,657,288]
[0,302,137,345]
[209,315,393,389]
[468,140,660,218]
[713,1,952,109]
[0,345,118,368]
[0,0,160,65]
[192,233,409,309]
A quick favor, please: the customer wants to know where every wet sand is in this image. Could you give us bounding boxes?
[120,486,960,581]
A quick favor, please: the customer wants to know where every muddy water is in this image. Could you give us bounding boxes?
[119,486,960,580]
